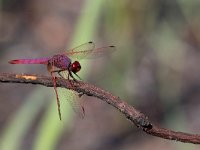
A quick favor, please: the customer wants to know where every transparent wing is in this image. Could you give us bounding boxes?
[64,41,116,60]
[58,71,85,118]
[85,45,116,59]
[64,41,95,60]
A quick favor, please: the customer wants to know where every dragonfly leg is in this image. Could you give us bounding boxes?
[68,70,77,81]
[57,70,65,78]
[51,72,62,120]
[68,70,82,81]
[50,69,65,78]
[54,69,82,81]
[74,73,82,81]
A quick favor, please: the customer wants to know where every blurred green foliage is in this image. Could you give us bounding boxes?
[1,0,200,150]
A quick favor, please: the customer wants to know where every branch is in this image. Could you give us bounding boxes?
[0,73,200,144]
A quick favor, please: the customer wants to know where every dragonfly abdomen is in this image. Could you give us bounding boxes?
[8,58,50,64]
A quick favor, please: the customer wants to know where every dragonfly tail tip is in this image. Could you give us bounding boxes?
[8,60,19,64]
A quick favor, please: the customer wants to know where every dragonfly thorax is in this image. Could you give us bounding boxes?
[70,61,81,73]
[48,54,71,70]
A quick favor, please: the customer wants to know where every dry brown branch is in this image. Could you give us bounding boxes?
[0,73,200,144]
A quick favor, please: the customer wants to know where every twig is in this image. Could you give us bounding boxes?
[0,73,200,144]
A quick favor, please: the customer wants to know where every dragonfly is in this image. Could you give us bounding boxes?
[9,41,115,120]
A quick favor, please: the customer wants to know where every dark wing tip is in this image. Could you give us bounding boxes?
[88,41,94,44]
[109,45,116,52]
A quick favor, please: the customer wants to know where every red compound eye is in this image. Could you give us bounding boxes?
[71,61,81,73]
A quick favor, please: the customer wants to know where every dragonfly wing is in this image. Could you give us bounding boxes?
[64,42,115,60]
[86,45,116,59]
[58,71,85,118]
[59,88,85,118]
[64,41,95,60]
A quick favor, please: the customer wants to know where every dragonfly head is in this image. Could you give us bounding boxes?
[70,61,81,74]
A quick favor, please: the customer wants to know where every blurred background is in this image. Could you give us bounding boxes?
[0,0,200,149]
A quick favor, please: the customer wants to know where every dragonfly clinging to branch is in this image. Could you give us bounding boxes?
[9,41,115,120]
